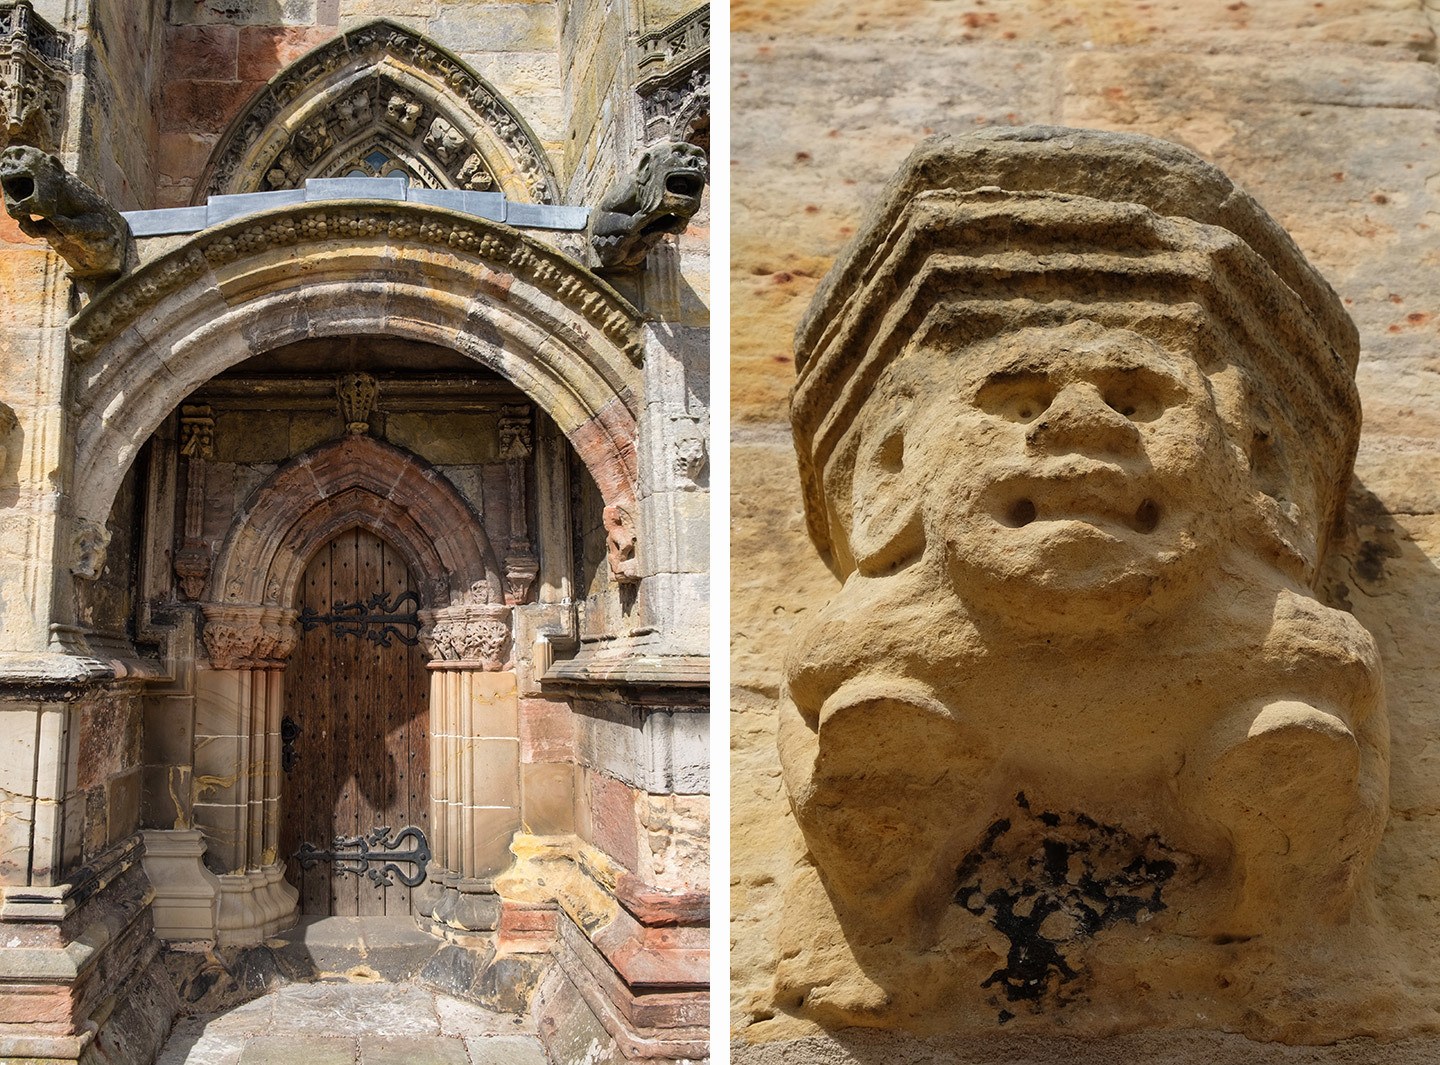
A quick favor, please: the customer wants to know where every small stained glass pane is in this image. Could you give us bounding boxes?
[346,169,368,178]
[365,150,391,169]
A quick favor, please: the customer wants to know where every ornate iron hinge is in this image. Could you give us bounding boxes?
[295,825,431,888]
[298,590,421,647]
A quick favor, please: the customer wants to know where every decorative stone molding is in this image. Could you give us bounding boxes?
[777,127,1388,1026]
[199,20,558,203]
[421,602,513,670]
[635,5,709,147]
[210,435,502,612]
[0,1,69,153]
[70,204,642,364]
[175,404,214,601]
[201,604,298,669]
[336,372,379,434]
[65,202,643,585]
[589,141,708,269]
[0,145,128,279]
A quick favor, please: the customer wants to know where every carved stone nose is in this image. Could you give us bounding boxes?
[1025,382,1141,454]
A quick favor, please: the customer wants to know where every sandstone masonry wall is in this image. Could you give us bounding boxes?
[733,0,1440,1053]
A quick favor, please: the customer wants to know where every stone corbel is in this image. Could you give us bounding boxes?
[200,604,299,670]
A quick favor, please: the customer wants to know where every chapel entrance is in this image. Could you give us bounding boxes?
[280,527,431,916]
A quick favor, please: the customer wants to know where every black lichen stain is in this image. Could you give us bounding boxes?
[954,799,1179,1014]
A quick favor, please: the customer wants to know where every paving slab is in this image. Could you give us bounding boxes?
[156,976,544,1065]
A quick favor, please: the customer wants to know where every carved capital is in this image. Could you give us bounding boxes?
[202,605,299,670]
[420,603,513,670]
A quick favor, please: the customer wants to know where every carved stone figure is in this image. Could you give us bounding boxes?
[588,141,708,268]
[423,115,466,166]
[778,128,1388,1027]
[384,91,422,136]
[336,88,373,133]
[456,153,493,191]
[294,118,332,164]
[603,503,640,584]
[70,519,111,580]
[0,145,128,280]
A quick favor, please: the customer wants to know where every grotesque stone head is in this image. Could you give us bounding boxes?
[590,141,710,268]
[777,127,1388,1028]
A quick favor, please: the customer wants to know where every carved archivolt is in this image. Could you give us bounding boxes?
[198,19,558,203]
[209,435,503,613]
[65,200,642,562]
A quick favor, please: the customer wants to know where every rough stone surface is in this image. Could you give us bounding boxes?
[733,0,1440,1058]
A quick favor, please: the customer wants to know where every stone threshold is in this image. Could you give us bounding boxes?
[124,177,589,238]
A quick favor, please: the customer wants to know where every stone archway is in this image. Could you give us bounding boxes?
[197,20,559,201]
[63,200,642,611]
[195,434,520,943]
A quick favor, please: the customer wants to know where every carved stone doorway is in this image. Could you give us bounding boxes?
[281,527,431,916]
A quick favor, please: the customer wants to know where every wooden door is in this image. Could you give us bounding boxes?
[281,527,430,916]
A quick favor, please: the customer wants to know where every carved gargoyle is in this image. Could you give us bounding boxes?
[588,141,708,269]
[777,127,1388,1029]
[0,145,128,280]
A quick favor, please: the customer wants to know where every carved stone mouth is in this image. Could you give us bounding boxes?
[665,172,705,197]
[2,174,34,205]
[989,469,1160,535]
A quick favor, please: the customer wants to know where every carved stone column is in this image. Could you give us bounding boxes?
[198,604,300,945]
[418,599,518,932]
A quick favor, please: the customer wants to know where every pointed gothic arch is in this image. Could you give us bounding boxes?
[210,435,503,612]
[197,20,559,203]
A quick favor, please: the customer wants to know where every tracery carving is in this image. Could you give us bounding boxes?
[200,20,555,202]
[635,5,709,147]
[0,1,69,153]
[778,128,1389,1026]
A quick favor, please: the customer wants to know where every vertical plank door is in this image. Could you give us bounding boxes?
[281,527,430,915]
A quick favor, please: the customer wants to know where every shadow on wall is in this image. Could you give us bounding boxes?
[1322,477,1440,929]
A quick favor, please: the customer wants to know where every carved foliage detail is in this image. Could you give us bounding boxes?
[202,605,299,669]
[421,602,513,670]
[208,23,550,200]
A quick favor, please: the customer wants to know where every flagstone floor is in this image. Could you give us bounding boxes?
[154,979,547,1065]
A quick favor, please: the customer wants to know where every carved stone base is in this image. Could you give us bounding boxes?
[140,829,220,941]
[215,863,299,947]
